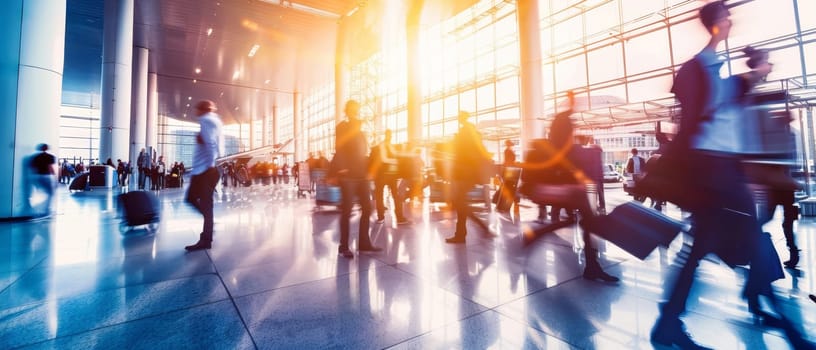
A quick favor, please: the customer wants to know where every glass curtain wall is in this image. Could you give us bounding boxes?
[538,0,816,164]
[304,83,336,156]
[55,0,815,174]
[59,105,100,164]
[271,0,816,169]
[336,0,520,161]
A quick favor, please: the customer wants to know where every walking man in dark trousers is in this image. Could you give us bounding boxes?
[184,100,223,251]
[649,3,811,349]
[332,100,382,258]
[445,111,490,244]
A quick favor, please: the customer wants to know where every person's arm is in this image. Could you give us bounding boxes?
[332,122,349,175]
[382,143,397,164]
[45,156,57,181]
[739,62,773,87]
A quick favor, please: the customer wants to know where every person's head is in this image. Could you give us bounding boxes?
[566,90,576,109]
[457,111,471,126]
[384,129,392,142]
[37,143,48,152]
[141,147,145,153]
[505,140,514,148]
[631,148,639,156]
[194,100,217,116]
[700,1,731,42]
[344,100,360,120]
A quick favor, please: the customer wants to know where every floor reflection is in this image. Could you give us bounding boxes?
[0,183,813,349]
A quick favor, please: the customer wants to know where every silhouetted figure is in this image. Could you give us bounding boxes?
[372,129,407,224]
[29,143,56,217]
[156,156,166,189]
[519,91,618,283]
[503,139,516,166]
[650,3,809,349]
[445,111,491,244]
[184,100,224,251]
[625,148,646,202]
[116,159,127,186]
[137,148,150,189]
[331,100,381,258]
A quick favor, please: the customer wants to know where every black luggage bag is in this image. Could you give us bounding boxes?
[493,167,521,211]
[118,190,161,232]
[590,201,686,260]
[166,174,181,188]
[69,173,90,192]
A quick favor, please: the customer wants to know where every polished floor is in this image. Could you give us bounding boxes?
[1,180,814,349]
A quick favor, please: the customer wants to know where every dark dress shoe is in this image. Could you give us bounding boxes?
[651,318,712,350]
[339,248,354,258]
[184,241,211,251]
[358,245,383,252]
[445,235,466,244]
[582,268,619,283]
[784,248,800,268]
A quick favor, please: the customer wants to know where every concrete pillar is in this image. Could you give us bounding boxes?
[262,94,270,147]
[335,20,347,124]
[517,0,545,151]
[99,0,134,165]
[272,105,279,146]
[406,0,424,149]
[146,71,158,153]
[0,0,66,218]
[294,92,302,162]
[249,94,256,150]
[807,107,815,191]
[128,46,147,187]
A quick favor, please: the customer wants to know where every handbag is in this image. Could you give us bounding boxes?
[590,201,686,260]
[632,142,708,210]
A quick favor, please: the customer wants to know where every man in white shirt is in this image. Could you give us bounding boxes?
[625,148,646,201]
[184,100,224,251]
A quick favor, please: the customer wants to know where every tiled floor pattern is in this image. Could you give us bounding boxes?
[0,182,814,349]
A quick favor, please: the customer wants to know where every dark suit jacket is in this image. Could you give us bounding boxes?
[332,119,369,179]
[453,121,489,184]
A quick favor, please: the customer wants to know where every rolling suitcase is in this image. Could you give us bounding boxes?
[69,173,90,192]
[494,167,521,211]
[315,184,341,206]
[166,174,181,188]
[590,201,686,260]
[118,190,161,232]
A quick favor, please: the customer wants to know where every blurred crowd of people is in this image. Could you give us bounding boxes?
[56,152,186,191]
